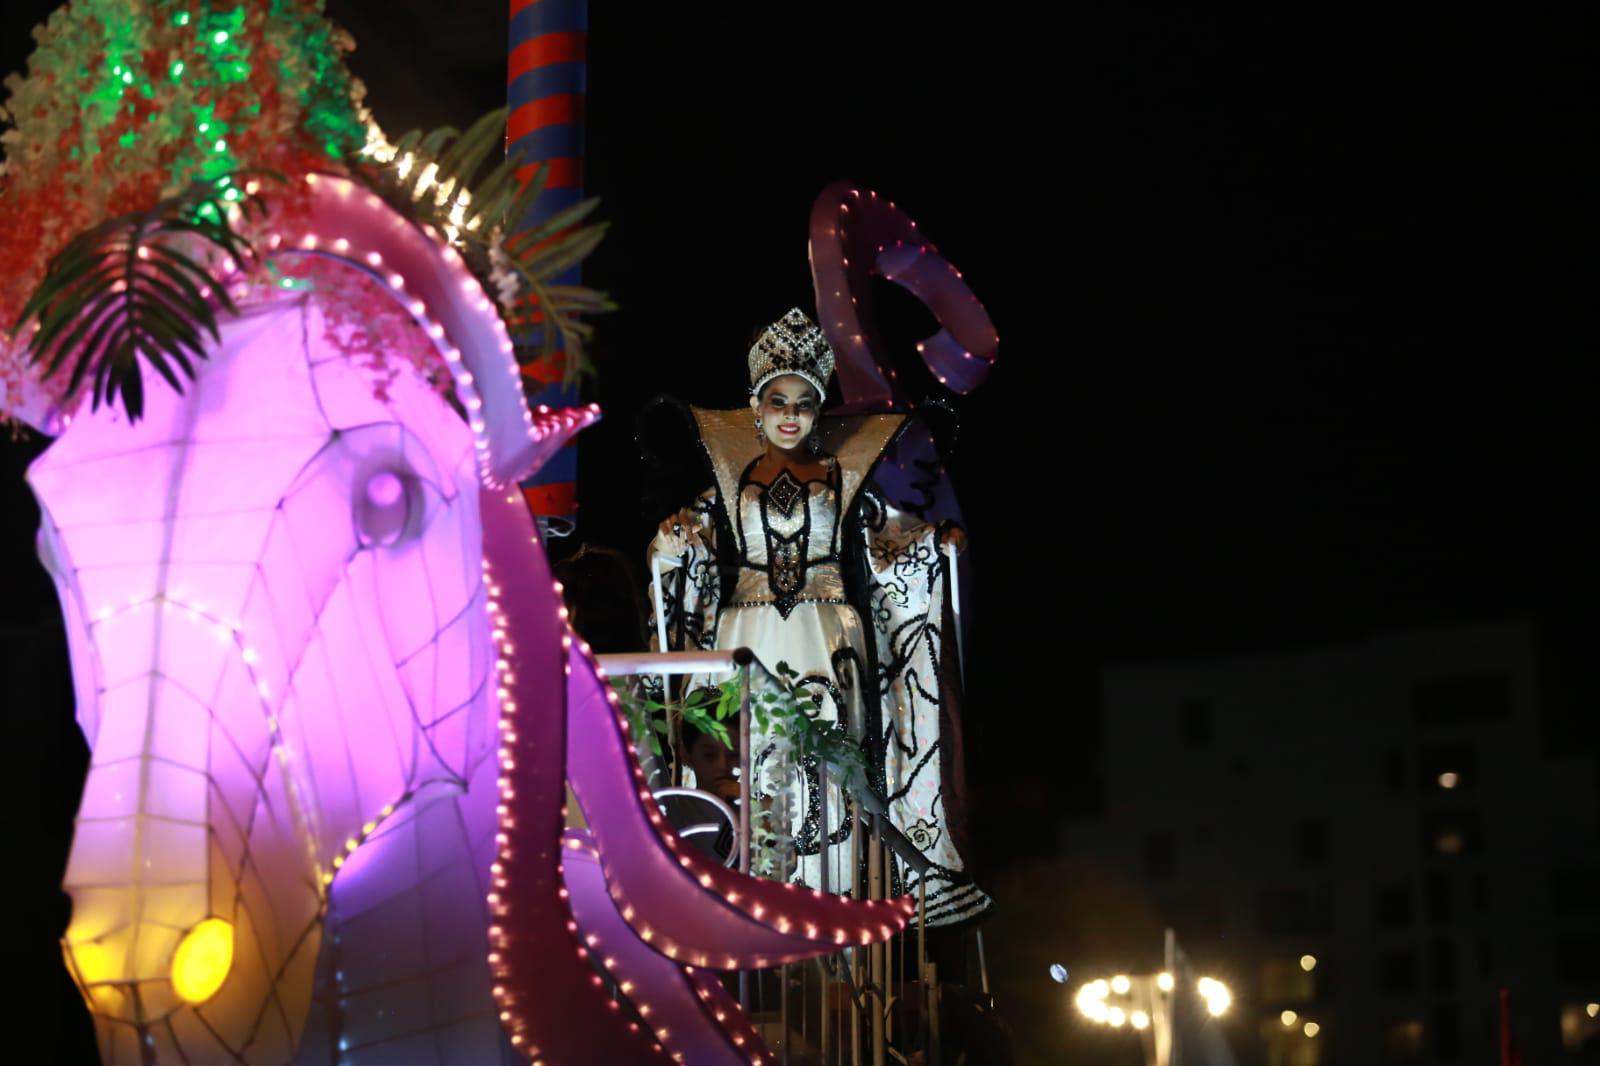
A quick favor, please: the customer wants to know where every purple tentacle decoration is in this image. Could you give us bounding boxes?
[561,830,770,1065]
[480,486,668,1063]
[808,181,999,413]
[485,493,914,1062]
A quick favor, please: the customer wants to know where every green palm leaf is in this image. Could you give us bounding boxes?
[363,108,613,382]
[11,176,273,422]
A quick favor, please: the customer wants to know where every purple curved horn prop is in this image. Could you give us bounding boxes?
[481,487,669,1063]
[809,181,999,413]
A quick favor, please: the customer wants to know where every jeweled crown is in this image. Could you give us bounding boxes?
[748,308,835,401]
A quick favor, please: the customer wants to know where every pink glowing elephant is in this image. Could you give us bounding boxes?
[21,176,910,1064]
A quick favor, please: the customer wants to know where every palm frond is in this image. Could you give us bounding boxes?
[11,176,274,421]
[363,108,613,383]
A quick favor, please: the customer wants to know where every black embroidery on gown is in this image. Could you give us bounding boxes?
[737,456,840,619]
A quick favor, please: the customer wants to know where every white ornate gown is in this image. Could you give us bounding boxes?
[650,408,991,926]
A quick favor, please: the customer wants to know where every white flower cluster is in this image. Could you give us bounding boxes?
[486,226,522,313]
[749,756,795,880]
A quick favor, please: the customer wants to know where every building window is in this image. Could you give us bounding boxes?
[1146,831,1175,881]
[1432,1003,1460,1061]
[1180,700,1212,749]
[1262,1024,1323,1065]
[1560,1003,1600,1050]
[1429,939,1456,991]
[1258,890,1332,937]
[1297,818,1329,867]
[1376,884,1413,927]
[1385,748,1408,792]
[1379,950,1418,994]
[1158,894,1228,940]
[1559,935,1600,981]
[1412,674,1510,725]
[1384,1019,1426,1062]
[1553,867,1600,914]
[1425,872,1453,924]
[1261,957,1316,1004]
[1422,811,1482,857]
[1419,742,1477,792]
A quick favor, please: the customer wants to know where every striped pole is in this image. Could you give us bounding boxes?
[507,0,587,522]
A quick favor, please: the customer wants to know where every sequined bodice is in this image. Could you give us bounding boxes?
[732,459,846,617]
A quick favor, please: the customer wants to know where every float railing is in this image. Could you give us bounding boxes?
[596,648,942,1064]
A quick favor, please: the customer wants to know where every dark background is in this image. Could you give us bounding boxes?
[4,3,1594,1061]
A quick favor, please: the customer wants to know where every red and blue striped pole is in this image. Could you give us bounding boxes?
[507,0,587,522]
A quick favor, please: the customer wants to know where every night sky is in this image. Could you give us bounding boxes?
[2,3,1594,1059]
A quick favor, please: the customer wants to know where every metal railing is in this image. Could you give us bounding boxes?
[595,647,944,1065]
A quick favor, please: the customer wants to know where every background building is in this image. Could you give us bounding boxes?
[1065,621,1600,1063]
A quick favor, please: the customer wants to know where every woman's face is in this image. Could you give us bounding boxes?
[750,374,820,451]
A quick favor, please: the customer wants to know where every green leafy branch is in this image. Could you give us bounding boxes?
[608,662,871,797]
[753,661,871,795]
[362,109,615,382]
[10,175,272,422]
[611,678,741,758]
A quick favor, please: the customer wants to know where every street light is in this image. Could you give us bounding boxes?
[1068,930,1226,1066]
[1076,972,1232,1024]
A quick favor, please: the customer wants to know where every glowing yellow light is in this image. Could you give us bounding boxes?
[1131,1010,1150,1030]
[1207,989,1230,1016]
[1156,972,1175,992]
[1588,1003,1599,1018]
[1111,974,1131,994]
[1300,954,1317,972]
[1304,1021,1321,1037]
[1281,1010,1298,1026]
[171,919,234,1004]
[1438,771,1459,788]
[70,939,131,1011]
[1107,1006,1126,1027]
[1090,978,1110,998]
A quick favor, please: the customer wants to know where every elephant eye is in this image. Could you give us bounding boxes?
[354,467,420,547]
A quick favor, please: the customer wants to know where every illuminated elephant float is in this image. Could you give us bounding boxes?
[22,176,912,1064]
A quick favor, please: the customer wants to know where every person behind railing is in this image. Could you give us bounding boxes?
[646,308,991,926]
[663,701,741,862]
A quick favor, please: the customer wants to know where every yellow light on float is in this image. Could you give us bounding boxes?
[1111,974,1131,994]
[171,919,234,1003]
[1156,972,1175,992]
[69,940,125,1013]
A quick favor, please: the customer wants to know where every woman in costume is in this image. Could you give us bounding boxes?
[648,308,990,926]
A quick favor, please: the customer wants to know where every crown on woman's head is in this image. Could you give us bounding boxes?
[748,308,835,400]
